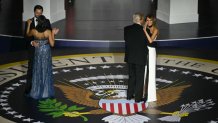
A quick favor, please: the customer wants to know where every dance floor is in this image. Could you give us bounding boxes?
[1,0,218,123]
[1,47,218,123]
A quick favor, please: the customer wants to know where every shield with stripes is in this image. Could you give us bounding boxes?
[99,99,148,115]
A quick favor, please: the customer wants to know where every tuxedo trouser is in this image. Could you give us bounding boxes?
[127,63,146,101]
[25,46,34,94]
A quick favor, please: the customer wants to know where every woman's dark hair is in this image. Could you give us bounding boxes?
[35,15,49,32]
[34,5,43,12]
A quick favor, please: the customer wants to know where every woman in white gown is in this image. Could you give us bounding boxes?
[143,15,159,102]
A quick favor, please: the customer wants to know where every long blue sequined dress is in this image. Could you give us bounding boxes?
[29,39,54,99]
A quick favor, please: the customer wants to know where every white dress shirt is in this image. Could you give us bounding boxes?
[34,17,38,27]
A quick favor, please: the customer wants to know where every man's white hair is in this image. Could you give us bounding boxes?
[133,12,144,23]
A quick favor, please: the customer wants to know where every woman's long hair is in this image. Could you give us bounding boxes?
[146,14,157,28]
[35,15,49,32]
[145,14,159,36]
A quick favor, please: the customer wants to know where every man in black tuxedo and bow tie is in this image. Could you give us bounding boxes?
[24,5,52,94]
[124,12,148,102]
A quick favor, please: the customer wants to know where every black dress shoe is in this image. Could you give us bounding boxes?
[141,98,147,102]
[135,99,145,103]
[127,95,134,100]
[135,98,147,103]
[135,100,141,103]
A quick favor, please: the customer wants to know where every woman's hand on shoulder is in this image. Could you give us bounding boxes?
[27,19,32,25]
[52,28,59,35]
[144,27,149,33]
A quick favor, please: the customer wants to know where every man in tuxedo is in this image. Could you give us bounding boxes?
[124,12,148,102]
[24,5,52,94]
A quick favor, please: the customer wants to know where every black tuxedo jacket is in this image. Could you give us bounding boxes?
[124,23,148,65]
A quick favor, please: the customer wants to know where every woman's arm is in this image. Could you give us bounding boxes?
[48,30,55,47]
[144,28,158,43]
[48,28,59,47]
[26,19,33,37]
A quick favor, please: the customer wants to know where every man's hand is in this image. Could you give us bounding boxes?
[31,41,39,47]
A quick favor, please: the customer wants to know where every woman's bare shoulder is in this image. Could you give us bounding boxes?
[153,27,159,36]
[152,27,158,33]
[31,29,37,33]
[44,29,51,34]
[154,27,158,31]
